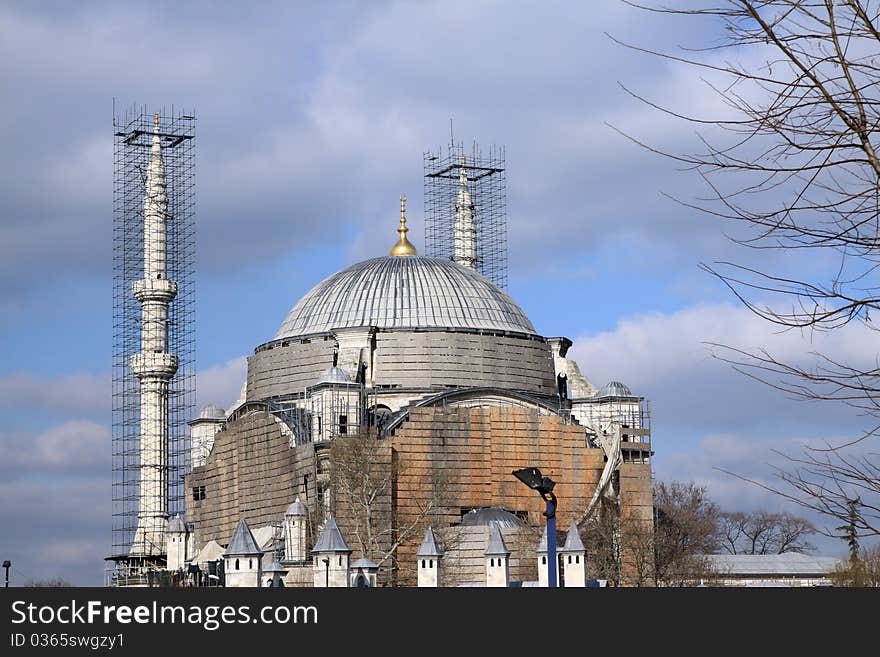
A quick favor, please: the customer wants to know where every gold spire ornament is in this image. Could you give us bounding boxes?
[390,194,418,256]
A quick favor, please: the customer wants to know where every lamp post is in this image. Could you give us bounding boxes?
[3,560,11,588]
[512,467,557,588]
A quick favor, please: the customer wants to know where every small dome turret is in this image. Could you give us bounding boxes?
[597,381,633,398]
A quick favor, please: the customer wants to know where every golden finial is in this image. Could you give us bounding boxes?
[390,194,417,257]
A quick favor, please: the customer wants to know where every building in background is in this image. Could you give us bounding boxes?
[702,553,841,587]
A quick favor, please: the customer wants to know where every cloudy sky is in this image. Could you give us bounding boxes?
[1,0,872,585]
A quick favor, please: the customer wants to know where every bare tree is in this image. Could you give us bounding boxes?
[654,481,721,585]
[719,510,816,553]
[583,496,623,585]
[23,577,72,587]
[616,1,880,536]
[830,543,880,586]
[718,511,747,554]
[328,430,450,583]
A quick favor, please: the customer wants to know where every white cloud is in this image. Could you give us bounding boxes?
[0,371,109,416]
[0,478,109,586]
[569,303,873,435]
[196,355,247,412]
[0,420,109,480]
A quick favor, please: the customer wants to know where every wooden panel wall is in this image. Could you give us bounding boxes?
[374,332,557,395]
[390,405,606,586]
[247,337,336,400]
[185,410,317,548]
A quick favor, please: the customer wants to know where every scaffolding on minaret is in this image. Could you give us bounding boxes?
[108,104,195,586]
[423,140,508,289]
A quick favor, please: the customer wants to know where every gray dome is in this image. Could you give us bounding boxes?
[198,403,226,420]
[317,366,353,385]
[597,380,633,398]
[284,497,307,517]
[460,507,526,529]
[275,256,536,339]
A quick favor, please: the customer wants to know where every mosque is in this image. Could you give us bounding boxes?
[115,120,653,587]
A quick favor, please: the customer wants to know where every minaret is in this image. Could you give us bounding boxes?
[453,154,477,269]
[130,112,179,557]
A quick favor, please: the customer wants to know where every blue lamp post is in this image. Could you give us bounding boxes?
[512,467,558,588]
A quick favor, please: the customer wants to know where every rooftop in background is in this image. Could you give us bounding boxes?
[704,552,842,576]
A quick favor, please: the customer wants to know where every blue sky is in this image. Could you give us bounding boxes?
[1,1,874,585]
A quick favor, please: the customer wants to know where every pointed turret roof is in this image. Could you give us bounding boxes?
[485,524,510,557]
[285,496,307,517]
[311,515,351,554]
[417,526,443,558]
[167,514,186,533]
[559,521,585,553]
[145,112,167,217]
[224,518,262,556]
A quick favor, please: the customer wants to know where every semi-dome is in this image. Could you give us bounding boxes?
[275,256,536,339]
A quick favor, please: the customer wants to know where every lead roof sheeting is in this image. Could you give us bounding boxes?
[485,524,510,556]
[275,256,536,339]
[224,518,262,556]
[417,526,443,557]
[311,515,352,554]
[560,522,585,553]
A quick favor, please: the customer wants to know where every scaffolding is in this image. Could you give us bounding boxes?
[109,104,195,585]
[424,141,508,289]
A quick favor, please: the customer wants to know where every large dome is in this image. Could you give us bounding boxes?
[275,256,536,339]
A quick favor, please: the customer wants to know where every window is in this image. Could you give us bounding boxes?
[249,559,253,569]
[429,559,433,568]
[338,556,342,566]
[490,558,495,567]
[192,486,206,501]
[576,555,580,564]
[567,556,571,564]
[235,559,239,571]
[542,556,546,565]
[338,415,348,435]
[421,560,425,569]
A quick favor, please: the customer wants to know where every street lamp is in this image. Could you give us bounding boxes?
[3,560,11,588]
[512,467,558,588]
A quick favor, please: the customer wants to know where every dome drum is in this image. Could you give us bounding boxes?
[245,326,558,403]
